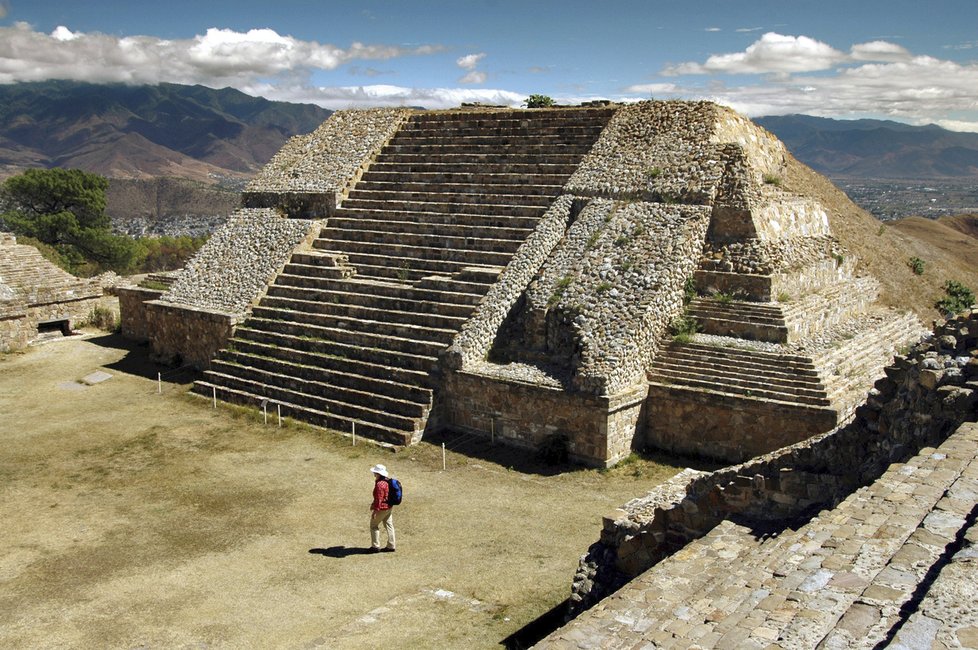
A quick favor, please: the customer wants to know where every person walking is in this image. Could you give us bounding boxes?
[369,464,395,553]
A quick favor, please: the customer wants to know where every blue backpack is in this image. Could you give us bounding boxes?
[386,477,403,506]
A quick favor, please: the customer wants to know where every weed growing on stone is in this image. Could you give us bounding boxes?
[762,173,782,186]
[597,282,612,293]
[548,275,574,307]
[776,291,793,303]
[936,280,975,317]
[669,315,700,342]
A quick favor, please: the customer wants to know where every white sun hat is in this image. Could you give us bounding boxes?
[370,464,389,477]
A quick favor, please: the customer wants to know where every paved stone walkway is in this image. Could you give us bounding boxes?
[537,422,978,649]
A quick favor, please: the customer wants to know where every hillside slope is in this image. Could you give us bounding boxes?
[784,157,978,322]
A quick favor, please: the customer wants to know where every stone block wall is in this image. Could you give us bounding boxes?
[144,301,240,368]
[643,385,838,462]
[439,370,647,467]
[568,309,978,614]
[117,286,164,341]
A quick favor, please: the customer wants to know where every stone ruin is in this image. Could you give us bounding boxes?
[122,100,925,467]
[0,232,104,351]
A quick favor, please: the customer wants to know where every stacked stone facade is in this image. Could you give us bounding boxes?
[0,233,103,351]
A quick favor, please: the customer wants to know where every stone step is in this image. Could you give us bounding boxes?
[658,342,822,377]
[231,329,437,374]
[240,318,446,358]
[345,189,556,208]
[365,161,579,176]
[404,108,614,129]
[353,180,563,196]
[314,239,515,268]
[687,297,789,343]
[223,341,432,388]
[392,123,607,138]
[318,226,525,255]
[380,140,595,154]
[330,207,543,230]
[669,341,819,372]
[205,362,429,421]
[259,293,468,331]
[324,216,535,241]
[193,380,417,445]
[318,276,483,306]
[650,357,825,392]
[358,170,568,186]
[263,284,476,319]
[340,197,546,218]
[280,262,353,281]
[371,149,581,167]
[250,306,457,345]
[646,374,831,406]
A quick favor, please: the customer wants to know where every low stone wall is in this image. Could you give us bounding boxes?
[0,300,29,352]
[752,192,831,240]
[117,286,164,341]
[144,301,240,368]
[567,308,978,615]
[644,385,838,462]
[439,369,647,467]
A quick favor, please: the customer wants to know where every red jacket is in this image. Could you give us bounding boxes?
[372,478,390,511]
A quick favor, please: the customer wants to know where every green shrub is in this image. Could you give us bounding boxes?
[936,280,975,316]
[86,306,118,332]
[596,281,612,293]
[762,173,782,186]
[525,94,554,108]
[669,315,700,342]
[908,257,925,276]
[776,291,792,303]
[683,277,697,304]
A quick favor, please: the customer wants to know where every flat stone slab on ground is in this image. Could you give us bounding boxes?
[80,370,112,385]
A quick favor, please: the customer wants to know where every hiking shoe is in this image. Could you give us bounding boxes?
[383,547,396,553]
[368,547,381,554]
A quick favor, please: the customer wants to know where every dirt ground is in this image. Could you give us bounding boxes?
[0,332,690,649]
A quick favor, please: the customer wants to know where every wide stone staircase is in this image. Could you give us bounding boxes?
[537,421,978,649]
[193,108,615,444]
[647,341,832,411]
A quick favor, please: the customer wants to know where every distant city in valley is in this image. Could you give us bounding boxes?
[833,178,978,221]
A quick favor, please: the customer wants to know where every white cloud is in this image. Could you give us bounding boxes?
[456,53,486,70]
[244,81,525,110]
[458,70,487,85]
[0,22,442,87]
[705,27,721,33]
[632,53,978,132]
[850,40,912,62]
[663,32,847,75]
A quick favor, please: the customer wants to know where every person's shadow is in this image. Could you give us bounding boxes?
[309,546,375,558]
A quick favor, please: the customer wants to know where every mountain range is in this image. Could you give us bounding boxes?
[0,81,332,185]
[755,114,978,180]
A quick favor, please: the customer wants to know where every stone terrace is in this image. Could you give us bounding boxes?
[0,233,102,351]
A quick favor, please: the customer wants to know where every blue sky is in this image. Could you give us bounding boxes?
[2,0,977,130]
